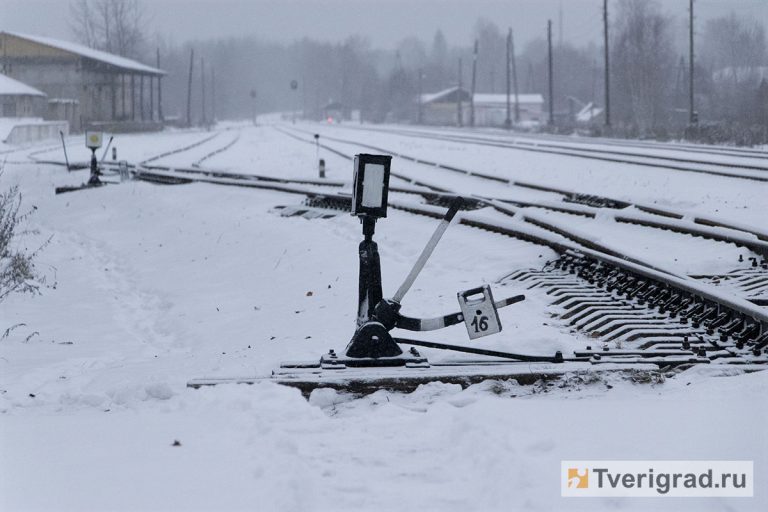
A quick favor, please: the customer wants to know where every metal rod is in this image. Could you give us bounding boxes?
[59,131,70,171]
[392,197,463,303]
[395,337,566,363]
[100,136,114,162]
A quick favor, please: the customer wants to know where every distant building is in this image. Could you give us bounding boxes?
[0,72,46,117]
[322,100,347,122]
[0,31,165,132]
[420,86,545,127]
[0,73,69,144]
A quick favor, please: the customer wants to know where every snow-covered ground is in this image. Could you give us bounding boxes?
[1,123,766,511]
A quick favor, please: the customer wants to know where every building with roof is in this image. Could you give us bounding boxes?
[0,72,46,118]
[0,31,165,132]
[0,73,69,144]
[419,86,545,127]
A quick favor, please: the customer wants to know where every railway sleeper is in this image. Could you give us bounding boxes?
[578,313,664,331]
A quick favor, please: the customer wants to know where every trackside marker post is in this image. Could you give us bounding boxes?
[186,154,535,393]
[340,154,524,363]
[85,131,103,185]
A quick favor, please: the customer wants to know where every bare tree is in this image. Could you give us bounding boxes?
[702,14,767,124]
[69,0,148,59]
[702,13,766,74]
[612,0,675,132]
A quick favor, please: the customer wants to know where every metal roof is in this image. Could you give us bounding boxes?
[421,86,544,105]
[2,31,165,76]
[0,73,46,96]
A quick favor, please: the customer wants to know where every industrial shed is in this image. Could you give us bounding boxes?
[420,86,545,127]
[0,72,46,118]
[0,31,165,132]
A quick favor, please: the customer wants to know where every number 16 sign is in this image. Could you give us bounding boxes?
[458,285,502,340]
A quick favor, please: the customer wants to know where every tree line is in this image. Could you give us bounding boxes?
[71,0,768,143]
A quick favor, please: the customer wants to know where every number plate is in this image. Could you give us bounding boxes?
[458,285,502,340]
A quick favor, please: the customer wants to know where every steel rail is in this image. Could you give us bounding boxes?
[281,126,768,253]
[336,124,768,175]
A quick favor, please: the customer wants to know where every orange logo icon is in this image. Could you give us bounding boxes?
[568,468,589,488]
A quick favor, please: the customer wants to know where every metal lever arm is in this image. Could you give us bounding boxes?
[391,196,464,304]
[394,294,525,331]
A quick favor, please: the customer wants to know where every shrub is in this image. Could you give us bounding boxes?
[0,178,46,303]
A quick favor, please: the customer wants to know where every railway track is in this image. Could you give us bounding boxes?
[125,131,768,369]
[317,124,768,182]
[367,124,768,160]
[279,126,768,261]
[17,121,758,371]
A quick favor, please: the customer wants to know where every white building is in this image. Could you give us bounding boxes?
[420,86,545,127]
[0,73,68,144]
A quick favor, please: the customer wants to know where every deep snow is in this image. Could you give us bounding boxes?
[1,123,766,511]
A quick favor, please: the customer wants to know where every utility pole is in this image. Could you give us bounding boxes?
[603,0,611,127]
[417,67,424,124]
[689,0,696,125]
[156,47,163,122]
[470,39,478,127]
[511,28,520,123]
[201,57,206,127]
[505,28,512,129]
[211,67,216,123]
[547,20,555,126]
[186,48,194,127]
[457,57,463,127]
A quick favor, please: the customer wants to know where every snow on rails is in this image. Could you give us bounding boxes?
[44,125,768,396]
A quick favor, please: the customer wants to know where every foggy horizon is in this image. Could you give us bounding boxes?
[3,0,766,51]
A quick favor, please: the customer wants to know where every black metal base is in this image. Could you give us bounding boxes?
[344,321,403,358]
[322,346,428,369]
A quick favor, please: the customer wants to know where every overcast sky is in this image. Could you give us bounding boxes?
[2,0,766,50]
